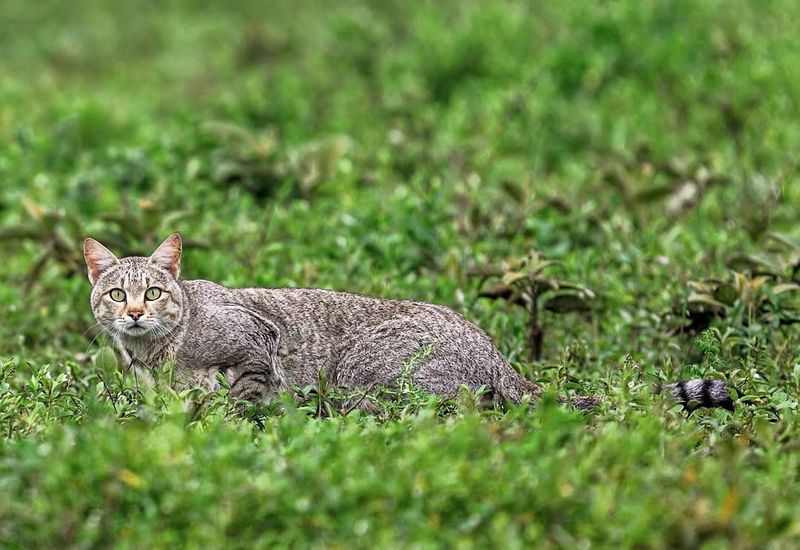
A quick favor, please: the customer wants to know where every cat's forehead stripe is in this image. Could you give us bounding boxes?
[107,264,163,292]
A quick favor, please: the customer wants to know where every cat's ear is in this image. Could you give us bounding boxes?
[84,238,120,284]
[149,233,182,279]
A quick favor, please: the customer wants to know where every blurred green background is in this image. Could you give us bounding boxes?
[1,0,800,546]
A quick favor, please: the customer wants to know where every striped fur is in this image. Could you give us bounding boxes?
[658,379,735,412]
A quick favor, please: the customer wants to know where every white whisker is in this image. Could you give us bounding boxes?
[84,323,114,357]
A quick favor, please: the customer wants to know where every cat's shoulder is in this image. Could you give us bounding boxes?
[178,279,270,331]
[179,278,230,297]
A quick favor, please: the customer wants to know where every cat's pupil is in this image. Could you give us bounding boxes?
[110,289,126,302]
[146,287,162,301]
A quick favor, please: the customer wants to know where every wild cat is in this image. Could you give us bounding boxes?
[84,233,734,412]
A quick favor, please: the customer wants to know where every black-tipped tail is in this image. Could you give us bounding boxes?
[659,379,735,412]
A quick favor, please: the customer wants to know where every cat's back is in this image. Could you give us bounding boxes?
[247,286,478,327]
[179,278,239,318]
[181,282,475,336]
[180,280,407,314]
[184,280,500,355]
[247,286,422,314]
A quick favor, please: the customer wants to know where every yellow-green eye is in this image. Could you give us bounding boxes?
[109,289,126,302]
[145,287,162,301]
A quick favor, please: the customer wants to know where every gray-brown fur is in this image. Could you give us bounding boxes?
[84,234,732,413]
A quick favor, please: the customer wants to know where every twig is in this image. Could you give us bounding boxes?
[340,382,379,416]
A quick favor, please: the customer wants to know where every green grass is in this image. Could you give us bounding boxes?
[1,0,800,546]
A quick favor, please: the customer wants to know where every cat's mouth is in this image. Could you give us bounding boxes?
[122,323,151,336]
[117,317,169,338]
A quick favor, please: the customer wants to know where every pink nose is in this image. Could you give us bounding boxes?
[128,312,144,321]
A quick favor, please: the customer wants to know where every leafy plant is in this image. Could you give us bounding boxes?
[598,146,731,222]
[0,192,207,291]
[202,121,352,200]
[470,250,595,360]
[681,271,800,334]
[0,199,86,291]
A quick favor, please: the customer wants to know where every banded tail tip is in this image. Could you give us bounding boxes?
[661,379,735,412]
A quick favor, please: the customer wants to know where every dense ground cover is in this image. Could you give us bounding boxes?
[1,0,800,546]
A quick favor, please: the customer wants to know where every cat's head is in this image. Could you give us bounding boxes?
[84,233,185,340]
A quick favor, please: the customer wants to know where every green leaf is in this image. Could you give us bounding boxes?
[543,293,593,313]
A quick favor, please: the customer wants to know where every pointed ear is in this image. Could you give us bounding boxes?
[84,238,120,284]
[149,233,182,279]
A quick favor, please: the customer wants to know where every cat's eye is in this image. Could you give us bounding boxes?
[109,289,126,302]
[145,287,162,301]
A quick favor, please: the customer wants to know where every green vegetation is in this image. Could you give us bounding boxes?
[2,0,800,546]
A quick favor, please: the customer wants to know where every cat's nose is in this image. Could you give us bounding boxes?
[127,312,144,321]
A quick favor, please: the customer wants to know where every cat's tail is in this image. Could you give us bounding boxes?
[557,379,736,413]
[656,379,735,412]
[566,379,737,412]
[495,364,736,412]
[494,367,602,411]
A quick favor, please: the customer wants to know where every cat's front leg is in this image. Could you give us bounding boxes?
[168,361,223,393]
[116,346,156,389]
[176,303,287,403]
[225,361,286,404]
[130,364,156,389]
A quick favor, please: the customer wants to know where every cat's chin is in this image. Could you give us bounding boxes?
[121,325,156,338]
